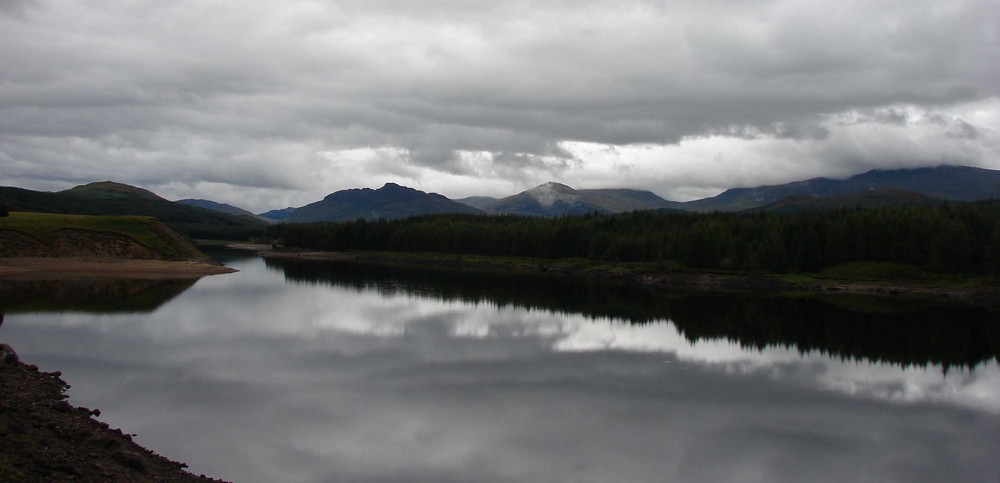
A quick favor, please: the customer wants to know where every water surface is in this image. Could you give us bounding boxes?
[2,253,998,482]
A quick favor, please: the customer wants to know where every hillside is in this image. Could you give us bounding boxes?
[760,189,944,213]
[685,165,1000,212]
[285,183,482,223]
[0,182,267,240]
[259,207,297,221]
[0,212,211,262]
[177,199,274,224]
[453,196,498,211]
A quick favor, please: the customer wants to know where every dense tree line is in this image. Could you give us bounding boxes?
[268,201,1000,275]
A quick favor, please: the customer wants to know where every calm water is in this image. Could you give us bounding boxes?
[2,252,999,483]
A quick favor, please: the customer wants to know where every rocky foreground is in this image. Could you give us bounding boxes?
[0,344,227,482]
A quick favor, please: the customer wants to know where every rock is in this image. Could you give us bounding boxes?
[112,450,148,473]
[0,344,19,364]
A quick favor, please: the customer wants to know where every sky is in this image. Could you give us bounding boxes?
[2,0,999,213]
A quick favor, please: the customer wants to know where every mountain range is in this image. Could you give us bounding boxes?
[263,165,999,221]
[685,165,1000,212]
[4,165,1000,228]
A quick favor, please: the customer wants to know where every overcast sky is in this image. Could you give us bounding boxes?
[2,0,999,212]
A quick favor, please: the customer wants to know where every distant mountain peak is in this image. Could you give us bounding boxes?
[526,182,578,207]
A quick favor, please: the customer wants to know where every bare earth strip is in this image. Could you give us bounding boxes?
[0,258,237,281]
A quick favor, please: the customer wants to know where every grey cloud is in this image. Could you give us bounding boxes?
[1,0,998,201]
[947,119,979,140]
[0,0,39,18]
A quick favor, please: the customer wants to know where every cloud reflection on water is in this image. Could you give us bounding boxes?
[2,256,998,483]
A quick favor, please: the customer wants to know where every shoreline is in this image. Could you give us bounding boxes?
[250,247,1000,306]
[0,258,237,281]
[0,344,226,481]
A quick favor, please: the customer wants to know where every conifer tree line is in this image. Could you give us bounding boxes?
[268,201,1000,275]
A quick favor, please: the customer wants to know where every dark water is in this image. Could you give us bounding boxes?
[2,253,998,483]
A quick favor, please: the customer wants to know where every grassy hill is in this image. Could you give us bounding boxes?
[0,212,209,261]
[0,182,267,241]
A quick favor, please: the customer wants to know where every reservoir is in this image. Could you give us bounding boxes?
[2,250,999,482]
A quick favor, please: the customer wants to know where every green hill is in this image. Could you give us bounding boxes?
[0,212,211,261]
[0,182,267,241]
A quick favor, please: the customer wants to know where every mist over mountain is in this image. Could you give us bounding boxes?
[465,182,683,217]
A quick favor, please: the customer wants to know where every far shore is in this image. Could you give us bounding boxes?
[234,245,1000,306]
[0,257,237,281]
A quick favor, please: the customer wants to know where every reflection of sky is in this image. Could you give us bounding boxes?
[2,257,998,483]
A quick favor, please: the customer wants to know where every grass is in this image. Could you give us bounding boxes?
[818,261,930,281]
[0,211,177,257]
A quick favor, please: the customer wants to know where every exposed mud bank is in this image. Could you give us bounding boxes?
[0,344,227,482]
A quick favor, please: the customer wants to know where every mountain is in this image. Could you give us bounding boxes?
[577,188,687,213]
[484,182,682,217]
[685,165,1000,212]
[283,183,483,223]
[454,196,499,210]
[259,207,297,221]
[0,182,267,240]
[484,183,605,216]
[177,198,274,224]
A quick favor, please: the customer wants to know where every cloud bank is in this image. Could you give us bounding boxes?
[1,0,998,210]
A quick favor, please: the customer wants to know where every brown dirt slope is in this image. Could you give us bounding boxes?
[0,345,227,482]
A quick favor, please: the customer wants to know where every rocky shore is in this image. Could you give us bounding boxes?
[0,344,227,482]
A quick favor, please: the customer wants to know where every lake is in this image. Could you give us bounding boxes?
[2,250,999,483]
